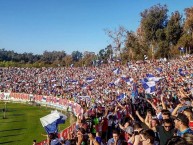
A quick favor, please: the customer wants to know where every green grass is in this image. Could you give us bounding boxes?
[0,101,74,145]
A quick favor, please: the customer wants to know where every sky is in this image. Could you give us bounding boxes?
[0,0,192,55]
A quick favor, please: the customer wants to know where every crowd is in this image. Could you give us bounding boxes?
[1,55,193,145]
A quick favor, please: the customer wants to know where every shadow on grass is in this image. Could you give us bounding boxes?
[0,133,24,138]
[0,120,26,123]
[0,140,22,144]
[8,114,25,116]
[0,128,26,132]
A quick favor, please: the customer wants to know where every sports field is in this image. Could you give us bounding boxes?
[0,101,73,145]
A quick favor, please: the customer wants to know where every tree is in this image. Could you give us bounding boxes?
[165,11,183,45]
[105,44,113,59]
[125,31,147,60]
[184,6,193,53]
[81,51,96,66]
[184,7,193,40]
[104,26,127,57]
[98,49,106,61]
[71,51,82,62]
[63,55,73,67]
[140,4,168,59]
[41,51,66,64]
[97,45,113,63]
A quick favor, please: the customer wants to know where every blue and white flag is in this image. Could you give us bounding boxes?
[117,93,126,101]
[66,79,78,84]
[51,110,67,124]
[116,59,121,62]
[86,77,95,83]
[140,78,149,83]
[42,96,47,102]
[70,64,74,67]
[40,111,67,134]
[178,68,186,77]
[144,55,148,60]
[114,78,121,85]
[142,81,156,94]
[156,68,162,73]
[126,78,133,85]
[146,74,155,78]
[81,84,88,89]
[112,68,120,75]
[146,74,161,82]
[122,77,133,85]
[108,82,115,87]
[178,47,185,52]
[79,96,91,101]
[71,80,78,85]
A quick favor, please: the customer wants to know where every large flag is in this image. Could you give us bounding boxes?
[140,78,149,83]
[142,81,156,94]
[51,110,67,124]
[40,111,67,134]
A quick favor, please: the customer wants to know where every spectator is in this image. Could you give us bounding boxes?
[32,140,36,145]
[183,108,193,130]
[165,136,187,145]
[174,113,193,137]
[107,130,123,145]
[88,133,100,145]
[139,129,156,145]
[128,123,143,145]
[47,133,61,145]
[156,119,174,145]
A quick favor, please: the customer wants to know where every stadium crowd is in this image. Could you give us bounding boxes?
[1,55,193,145]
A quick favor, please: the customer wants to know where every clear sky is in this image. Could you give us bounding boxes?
[0,0,192,55]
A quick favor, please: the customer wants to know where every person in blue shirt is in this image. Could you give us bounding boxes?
[174,113,193,137]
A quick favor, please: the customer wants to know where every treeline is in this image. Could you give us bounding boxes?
[1,4,193,67]
[0,49,96,67]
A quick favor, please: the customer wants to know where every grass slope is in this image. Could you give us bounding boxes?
[0,101,72,145]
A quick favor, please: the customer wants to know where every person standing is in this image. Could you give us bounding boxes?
[174,113,193,137]
[156,119,174,145]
